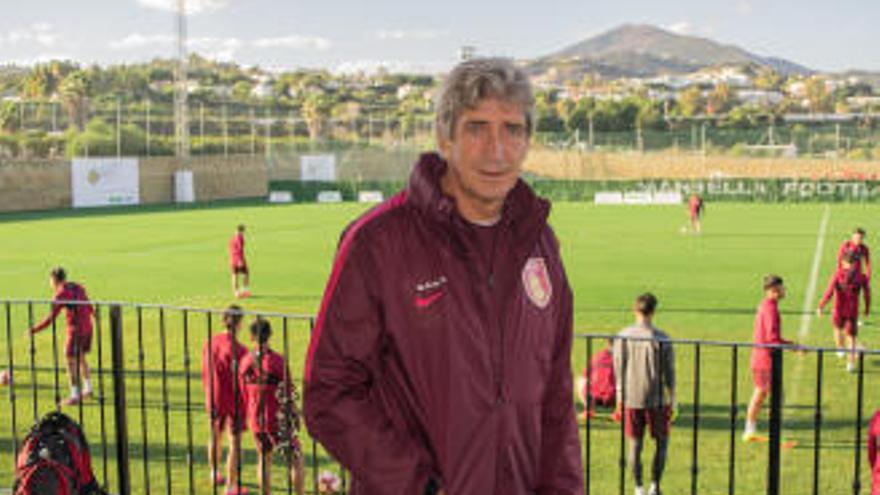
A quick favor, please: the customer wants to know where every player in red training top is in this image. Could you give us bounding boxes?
[744,275,800,443]
[202,304,249,492]
[818,252,871,372]
[576,338,615,421]
[229,224,251,299]
[838,227,871,280]
[686,193,704,234]
[28,267,95,406]
[239,318,304,495]
[867,410,880,495]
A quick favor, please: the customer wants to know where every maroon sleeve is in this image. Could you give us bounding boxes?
[838,243,846,269]
[818,275,836,310]
[31,296,64,333]
[865,246,872,280]
[303,240,437,494]
[864,276,871,316]
[870,413,879,469]
[536,276,584,494]
[765,307,791,345]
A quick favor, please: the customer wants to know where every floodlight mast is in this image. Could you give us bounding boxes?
[174,0,190,159]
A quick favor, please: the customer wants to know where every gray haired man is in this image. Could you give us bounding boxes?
[304,58,583,494]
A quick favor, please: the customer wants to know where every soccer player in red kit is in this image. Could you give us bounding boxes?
[687,193,704,234]
[202,304,248,492]
[838,228,871,280]
[229,224,251,298]
[29,267,95,406]
[576,339,615,421]
[239,318,304,495]
[818,252,871,372]
[744,275,800,442]
[867,409,880,495]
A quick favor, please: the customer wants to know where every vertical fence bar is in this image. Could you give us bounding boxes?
[110,305,131,495]
[619,337,627,495]
[50,319,61,410]
[159,307,172,495]
[206,312,217,495]
[183,309,195,495]
[283,316,293,495]
[585,336,592,495]
[728,344,738,495]
[5,301,19,458]
[310,317,319,495]
[28,302,38,421]
[232,308,243,495]
[95,305,109,487]
[767,347,783,495]
[691,343,701,495]
[813,350,824,495]
[137,306,151,494]
[853,351,865,495]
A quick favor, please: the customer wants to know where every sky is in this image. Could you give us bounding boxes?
[0,0,877,74]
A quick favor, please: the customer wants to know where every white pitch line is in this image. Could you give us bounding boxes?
[798,205,831,339]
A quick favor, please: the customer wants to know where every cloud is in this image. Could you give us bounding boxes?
[332,59,450,75]
[665,22,693,35]
[110,32,329,59]
[251,36,331,51]
[736,1,753,15]
[111,33,175,49]
[189,37,243,61]
[374,29,446,41]
[135,0,230,15]
[1,23,58,47]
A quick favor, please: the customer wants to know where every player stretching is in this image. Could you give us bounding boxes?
[229,224,251,298]
[29,267,95,406]
[744,275,800,443]
[818,252,870,372]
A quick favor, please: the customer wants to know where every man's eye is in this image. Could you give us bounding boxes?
[506,124,526,138]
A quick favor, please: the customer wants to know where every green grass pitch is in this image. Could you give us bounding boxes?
[1,200,879,494]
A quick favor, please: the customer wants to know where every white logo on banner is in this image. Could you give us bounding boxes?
[71,158,140,208]
[300,154,336,182]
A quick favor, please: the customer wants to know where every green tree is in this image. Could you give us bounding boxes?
[678,86,705,118]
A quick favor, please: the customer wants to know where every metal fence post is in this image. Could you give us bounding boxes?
[110,305,131,495]
[767,347,783,495]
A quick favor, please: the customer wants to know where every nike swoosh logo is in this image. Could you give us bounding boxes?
[414,291,444,309]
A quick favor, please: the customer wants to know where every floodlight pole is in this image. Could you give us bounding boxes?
[174,0,190,160]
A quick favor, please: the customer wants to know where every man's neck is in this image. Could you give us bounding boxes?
[440,171,503,224]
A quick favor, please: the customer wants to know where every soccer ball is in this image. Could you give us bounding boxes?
[0,369,10,386]
[679,226,688,234]
[317,471,342,494]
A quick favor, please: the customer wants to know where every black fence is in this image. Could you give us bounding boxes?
[1,299,879,494]
[578,333,878,495]
[0,299,344,495]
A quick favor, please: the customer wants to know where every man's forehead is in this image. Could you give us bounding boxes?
[459,98,526,122]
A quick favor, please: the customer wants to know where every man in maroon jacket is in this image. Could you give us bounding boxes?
[303,58,583,495]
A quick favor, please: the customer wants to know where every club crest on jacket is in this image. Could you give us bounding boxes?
[522,257,552,309]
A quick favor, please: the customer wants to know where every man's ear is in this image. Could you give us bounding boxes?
[437,132,452,161]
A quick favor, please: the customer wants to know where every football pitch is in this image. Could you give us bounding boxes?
[1,200,879,494]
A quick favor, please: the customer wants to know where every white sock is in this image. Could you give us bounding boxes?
[70,385,80,398]
[82,379,92,394]
[744,420,756,434]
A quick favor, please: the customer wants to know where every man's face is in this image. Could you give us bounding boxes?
[853,233,864,245]
[49,277,60,291]
[773,285,786,300]
[438,98,529,208]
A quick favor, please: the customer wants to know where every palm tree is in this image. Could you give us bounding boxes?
[59,71,90,131]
